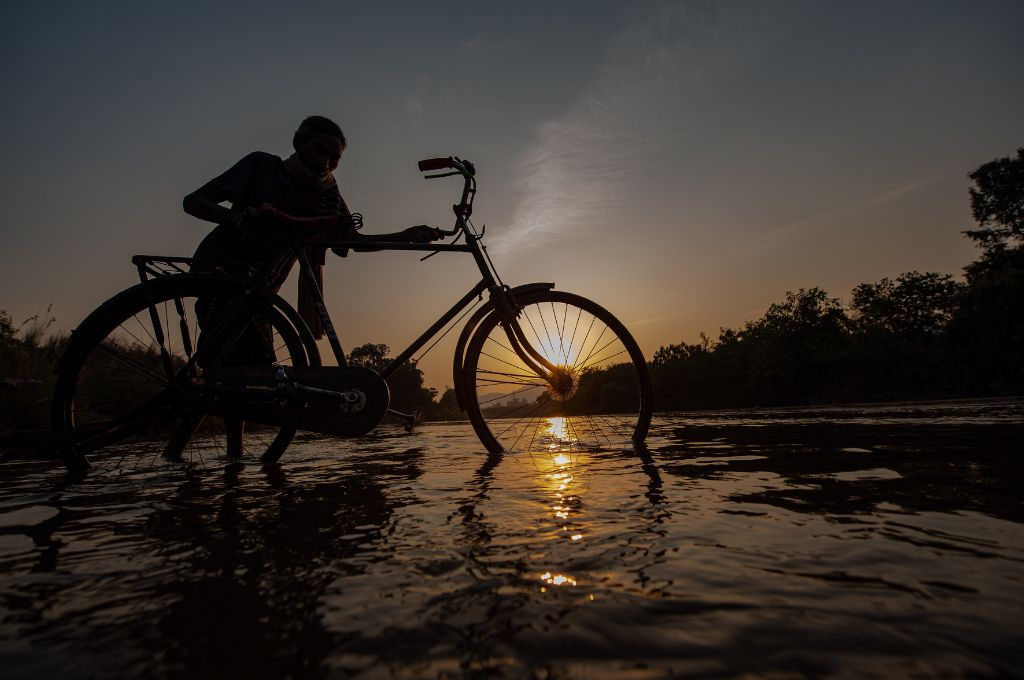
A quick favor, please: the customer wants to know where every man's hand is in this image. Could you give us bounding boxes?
[240,203,282,225]
[403,225,441,243]
[236,203,284,241]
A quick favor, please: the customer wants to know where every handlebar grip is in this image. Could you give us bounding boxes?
[418,157,454,172]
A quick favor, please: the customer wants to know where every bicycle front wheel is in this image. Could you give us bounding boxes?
[52,276,315,473]
[462,291,652,454]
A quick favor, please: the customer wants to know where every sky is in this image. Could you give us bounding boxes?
[1,0,1022,391]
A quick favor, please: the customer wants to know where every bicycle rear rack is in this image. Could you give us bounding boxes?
[131,255,267,285]
[131,255,194,282]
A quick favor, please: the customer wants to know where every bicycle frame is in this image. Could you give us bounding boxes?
[284,161,561,389]
[51,155,653,470]
[130,158,562,419]
[292,239,485,376]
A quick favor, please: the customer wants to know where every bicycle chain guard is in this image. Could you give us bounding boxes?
[287,366,389,436]
[202,365,389,437]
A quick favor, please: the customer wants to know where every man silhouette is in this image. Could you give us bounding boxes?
[183,116,436,457]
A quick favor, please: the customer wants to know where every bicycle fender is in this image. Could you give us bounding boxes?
[451,282,554,412]
[54,275,321,378]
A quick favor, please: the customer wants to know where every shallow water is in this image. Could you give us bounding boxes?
[1,399,1022,678]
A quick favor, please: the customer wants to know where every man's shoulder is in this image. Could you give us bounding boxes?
[242,151,284,166]
[223,151,285,182]
[221,150,283,174]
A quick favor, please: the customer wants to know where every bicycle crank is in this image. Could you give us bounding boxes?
[203,365,390,437]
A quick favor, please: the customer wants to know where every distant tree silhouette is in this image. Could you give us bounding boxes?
[646,148,1024,409]
[346,342,437,417]
[964,148,1024,254]
[347,343,391,373]
[0,309,63,430]
[952,148,1024,393]
[851,272,963,336]
[848,272,964,398]
[733,288,850,404]
[5,152,1023,434]
[433,387,462,420]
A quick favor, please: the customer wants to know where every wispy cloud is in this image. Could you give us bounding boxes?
[405,74,430,126]
[405,96,423,124]
[732,172,953,258]
[628,309,691,327]
[496,2,773,253]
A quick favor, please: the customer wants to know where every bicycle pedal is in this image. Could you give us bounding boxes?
[387,409,421,432]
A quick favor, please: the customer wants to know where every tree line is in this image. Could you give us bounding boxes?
[2,149,1021,431]
[649,148,1024,409]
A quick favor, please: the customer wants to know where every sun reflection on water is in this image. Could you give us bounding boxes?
[545,416,572,450]
[534,417,589,595]
[540,572,577,587]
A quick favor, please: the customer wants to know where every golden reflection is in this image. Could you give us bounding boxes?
[532,417,591,597]
[539,416,584,455]
[547,416,570,445]
[536,420,587,534]
[540,572,578,587]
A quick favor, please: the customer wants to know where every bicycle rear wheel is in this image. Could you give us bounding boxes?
[52,276,315,473]
[462,290,652,454]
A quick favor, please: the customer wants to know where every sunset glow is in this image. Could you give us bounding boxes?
[3,4,1020,395]
[1,3,1022,677]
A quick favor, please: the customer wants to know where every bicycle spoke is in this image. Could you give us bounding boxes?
[478,383,545,407]
[567,306,583,361]
[577,346,629,373]
[574,324,610,373]
[477,367,545,381]
[523,313,555,363]
[496,401,551,450]
[477,368,545,383]
[468,291,651,456]
[57,278,307,474]
[86,336,168,384]
[480,349,537,375]
[483,334,516,356]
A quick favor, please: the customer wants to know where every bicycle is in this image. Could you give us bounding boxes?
[51,157,653,473]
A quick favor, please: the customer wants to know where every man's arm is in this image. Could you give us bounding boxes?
[350,225,440,250]
[183,184,244,227]
[182,152,261,227]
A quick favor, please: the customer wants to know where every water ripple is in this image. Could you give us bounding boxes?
[1,400,1023,678]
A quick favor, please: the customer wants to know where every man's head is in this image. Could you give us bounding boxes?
[293,116,346,150]
[293,115,346,181]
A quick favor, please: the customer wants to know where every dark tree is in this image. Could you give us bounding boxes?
[347,343,391,372]
[1,309,63,431]
[347,343,436,416]
[432,387,463,420]
[848,272,964,397]
[952,148,1024,394]
[851,271,963,336]
[964,148,1024,254]
[739,288,851,403]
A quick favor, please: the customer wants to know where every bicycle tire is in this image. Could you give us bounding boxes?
[462,290,652,454]
[52,275,317,473]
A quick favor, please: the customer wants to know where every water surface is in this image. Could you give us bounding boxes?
[1,400,1022,678]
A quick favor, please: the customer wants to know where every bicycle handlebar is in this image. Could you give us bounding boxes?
[268,155,477,244]
[418,157,455,172]
[419,156,476,177]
